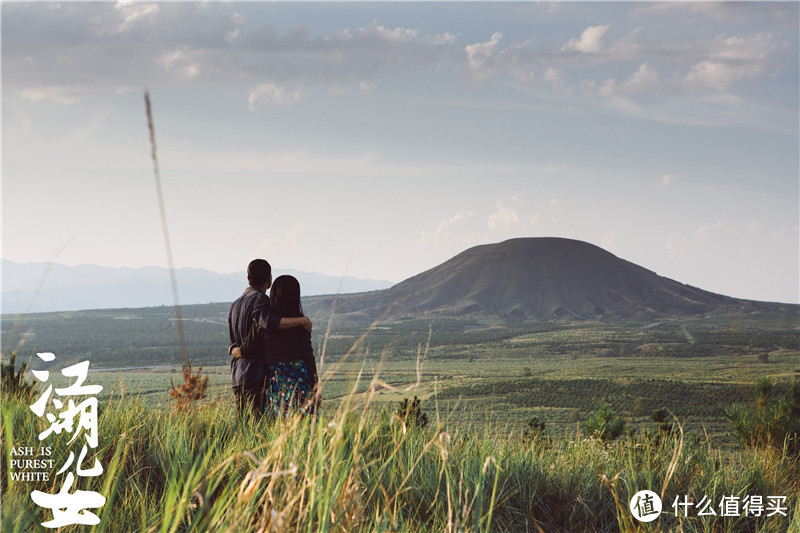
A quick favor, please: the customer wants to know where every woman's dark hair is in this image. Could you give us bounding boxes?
[269,275,303,317]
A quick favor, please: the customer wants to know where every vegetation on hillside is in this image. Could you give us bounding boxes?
[2,309,797,370]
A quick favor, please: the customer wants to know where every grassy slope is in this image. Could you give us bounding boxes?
[3,384,799,532]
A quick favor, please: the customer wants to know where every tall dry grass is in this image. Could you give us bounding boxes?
[2,361,799,532]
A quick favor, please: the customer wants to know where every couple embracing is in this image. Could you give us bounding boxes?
[228,259,319,420]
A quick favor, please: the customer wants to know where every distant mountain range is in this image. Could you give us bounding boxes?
[307,237,798,321]
[5,238,797,319]
[1,260,394,314]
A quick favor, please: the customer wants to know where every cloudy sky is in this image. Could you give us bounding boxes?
[3,2,798,304]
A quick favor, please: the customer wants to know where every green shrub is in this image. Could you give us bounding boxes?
[522,415,545,440]
[394,395,428,429]
[583,402,626,442]
[1,352,36,401]
[725,377,800,456]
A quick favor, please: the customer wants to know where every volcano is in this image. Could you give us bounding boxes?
[312,238,781,321]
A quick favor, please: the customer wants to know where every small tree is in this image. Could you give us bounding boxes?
[523,415,546,442]
[395,396,428,429]
[652,408,674,435]
[755,376,773,411]
[634,396,648,416]
[1,351,36,401]
[645,408,676,446]
[168,360,209,411]
[725,377,800,456]
[583,402,626,442]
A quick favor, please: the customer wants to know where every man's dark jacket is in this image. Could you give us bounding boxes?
[228,287,280,388]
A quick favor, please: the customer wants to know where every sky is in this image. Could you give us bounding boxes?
[2,1,799,304]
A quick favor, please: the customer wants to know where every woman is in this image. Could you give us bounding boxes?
[264,275,319,418]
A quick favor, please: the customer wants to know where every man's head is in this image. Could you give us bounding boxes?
[247,259,272,289]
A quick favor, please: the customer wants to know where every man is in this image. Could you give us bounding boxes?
[228,259,312,419]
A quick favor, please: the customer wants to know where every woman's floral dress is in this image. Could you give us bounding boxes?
[265,360,317,418]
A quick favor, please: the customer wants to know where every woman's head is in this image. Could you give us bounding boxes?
[270,275,303,317]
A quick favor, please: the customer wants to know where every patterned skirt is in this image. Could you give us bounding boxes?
[265,360,317,418]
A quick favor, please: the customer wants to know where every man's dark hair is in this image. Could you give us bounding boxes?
[247,259,271,287]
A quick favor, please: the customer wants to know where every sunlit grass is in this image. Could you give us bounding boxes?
[2,365,798,532]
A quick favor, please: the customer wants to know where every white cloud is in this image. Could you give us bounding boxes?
[621,62,660,93]
[683,60,756,92]
[253,222,310,256]
[248,83,304,110]
[114,2,160,32]
[683,33,779,92]
[747,220,763,235]
[696,219,732,241]
[358,81,376,93]
[17,87,81,105]
[4,4,457,104]
[417,210,474,247]
[543,67,566,90]
[447,210,472,225]
[326,20,455,48]
[283,223,308,247]
[160,47,189,70]
[660,174,674,188]
[7,2,794,140]
[599,62,660,97]
[465,32,503,77]
[224,14,242,43]
[464,33,540,84]
[710,33,776,61]
[562,25,610,54]
[488,194,521,229]
[158,46,203,80]
[358,22,417,43]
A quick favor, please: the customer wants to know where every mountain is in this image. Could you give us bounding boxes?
[309,238,793,321]
[1,260,393,314]
[6,239,794,319]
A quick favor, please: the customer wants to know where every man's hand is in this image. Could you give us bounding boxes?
[278,316,313,331]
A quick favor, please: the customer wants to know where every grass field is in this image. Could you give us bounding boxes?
[3,371,799,532]
[84,351,799,449]
[66,310,799,449]
[2,309,799,531]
